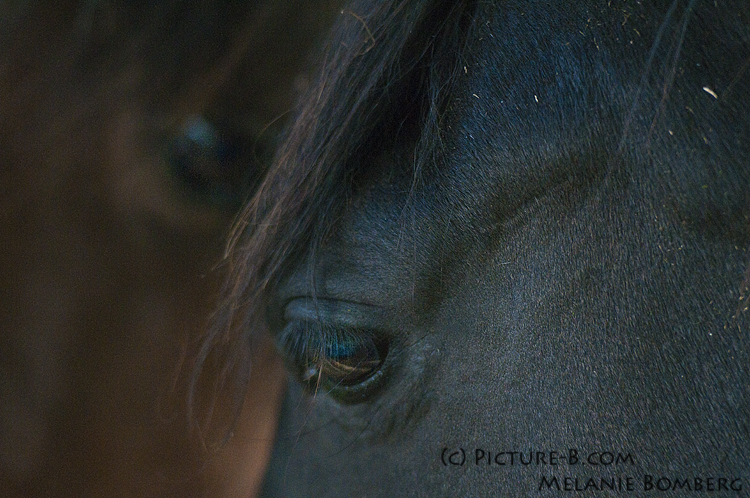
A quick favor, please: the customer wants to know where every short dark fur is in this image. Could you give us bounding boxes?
[201,0,750,495]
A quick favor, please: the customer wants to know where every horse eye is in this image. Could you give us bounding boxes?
[308,331,386,386]
[277,321,389,402]
[168,116,245,206]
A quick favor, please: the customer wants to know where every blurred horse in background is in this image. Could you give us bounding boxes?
[0,2,341,496]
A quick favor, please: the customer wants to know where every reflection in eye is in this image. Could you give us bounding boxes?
[168,116,246,206]
[277,320,389,401]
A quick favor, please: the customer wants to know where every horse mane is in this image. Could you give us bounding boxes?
[191,0,479,433]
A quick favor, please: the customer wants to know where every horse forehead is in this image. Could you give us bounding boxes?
[445,4,747,227]
[317,0,750,298]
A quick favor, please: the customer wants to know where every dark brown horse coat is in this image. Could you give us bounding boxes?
[0,2,341,497]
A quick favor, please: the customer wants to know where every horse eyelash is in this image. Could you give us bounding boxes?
[281,321,370,362]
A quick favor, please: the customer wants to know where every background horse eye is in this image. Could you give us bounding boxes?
[279,322,390,402]
[168,116,254,207]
